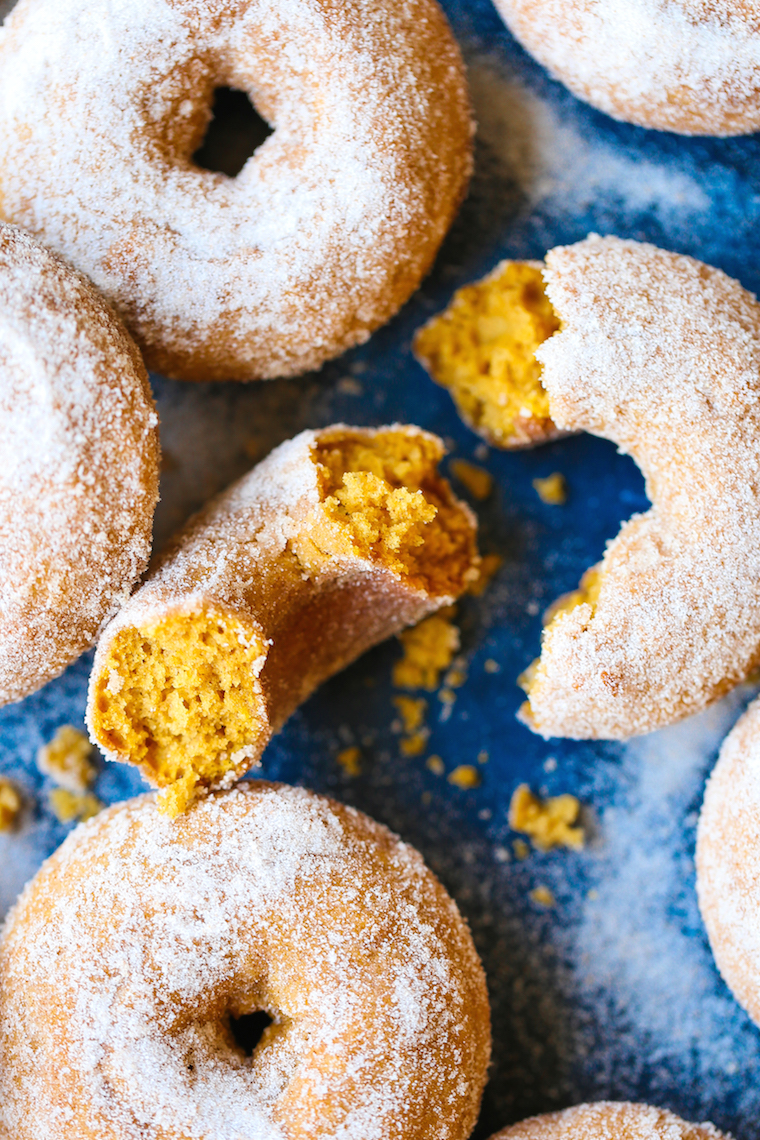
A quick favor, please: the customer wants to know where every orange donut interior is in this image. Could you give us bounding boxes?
[413,262,560,447]
[91,429,476,816]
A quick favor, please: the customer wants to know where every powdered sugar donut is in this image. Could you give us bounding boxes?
[487,1102,726,1140]
[697,696,760,1028]
[519,235,760,740]
[492,0,760,136]
[0,223,159,705]
[0,781,491,1140]
[87,424,479,815]
[0,0,472,382]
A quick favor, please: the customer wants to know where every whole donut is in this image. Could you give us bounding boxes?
[0,782,492,1140]
[492,0,760,136]
[0,0,473,382]
[0,223,159,704]
[697,695,760,1027]
[487,1102,727,1140]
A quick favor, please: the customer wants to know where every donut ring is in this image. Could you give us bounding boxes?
[0,782,491,1140]
[491,0,760,136]
[697,696,760,1028]
[487,1102,726,1140]
[0,223,159,705]
[87,425,479,814]
[0,0,473,382]
[517,235,760,740]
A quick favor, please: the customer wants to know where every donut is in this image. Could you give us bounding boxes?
[510,235,760,740]
[0,222,159,705]
[487,1102,727,1140]
[87,425,479,814]
[490,0,760,136]
[0,0,473,382]
[0,781,492,1140]
[697,695,760,1027]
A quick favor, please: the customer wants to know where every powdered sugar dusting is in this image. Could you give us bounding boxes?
[492,0,760,135]
[0,0,471,380]
[490,1100,728,1139]
[0,782,490,1139]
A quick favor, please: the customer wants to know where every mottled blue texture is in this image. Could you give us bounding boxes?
[3,2,760,1135]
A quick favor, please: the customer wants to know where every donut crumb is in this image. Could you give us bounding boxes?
[0,779,22,832]
[509,783,584,851]
[393,609,460,690]
[413,262,560,448]
[37,726,97,793]
[48,788,102,824]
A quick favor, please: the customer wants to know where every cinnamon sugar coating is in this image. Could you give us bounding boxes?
[492,0,760,136]
[0,223,159,704]
[0,0,473,382]
[697,696,760,1030]
[0,781,491,1140]
[488,1102,727,1140]
[87,425,479,814]
[521,235,760,740]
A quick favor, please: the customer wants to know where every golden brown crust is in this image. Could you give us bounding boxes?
[0,781,492,1140]
[521,235,760,740]
[0,222,159,704]
[488,1102,727,1140]
[86,425,478,807]
[492,0,760,136]
[0,0,473,381]
[697,697,760,1030]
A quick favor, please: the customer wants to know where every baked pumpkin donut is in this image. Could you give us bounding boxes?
[514,235,760,740]
[87,425,479,814]
[697,696,760,1028]
[491,0,760,136]
[0,222,159,705]
[0,0,472,382]
[487,1102,727,1140]
[0,781,492,1140]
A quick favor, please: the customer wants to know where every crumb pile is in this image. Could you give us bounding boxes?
[0,783,491,1140]
[393,609,461,691]
[508,785,584,852]
[414,261,561,448]
[88,426,478,815]
[0,0,472,380]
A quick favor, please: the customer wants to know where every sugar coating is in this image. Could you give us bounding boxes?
[492,0,760,135]
[0,782,491,1140]
[87,426,479,812]
[697,695,760,1031]
[0,223,159,704]
[521,235,760,740]
[0,0,472,381]
[488,1101,727,1140]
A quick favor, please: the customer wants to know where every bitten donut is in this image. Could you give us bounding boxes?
[0,782,491,1140]
[487,1102,727,1140]
[0,0,472,382]
[0,223,159,705]
[697,696,760,1028]
[87,425,479,813]
[491,0,760,136]
[513,235,760,740]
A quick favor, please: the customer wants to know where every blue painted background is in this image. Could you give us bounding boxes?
[2,0,760,1134]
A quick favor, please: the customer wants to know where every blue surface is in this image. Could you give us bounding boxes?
[3,1,760,1134]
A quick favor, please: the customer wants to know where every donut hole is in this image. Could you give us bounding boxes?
[193,87,273,177]
[311,429,478,597]
[413,262,561,447]
[228,1010,275,1056]
[91,609,267,816]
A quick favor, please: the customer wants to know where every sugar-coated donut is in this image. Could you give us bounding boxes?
[516,235,760,740]
[487,1102,727,1140]
[0,0,472,382]
[87,425,479,814]
[0,781,491,1140]
[0,223,159,705]
[491,0,760,136]
[697,696,760,1028]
